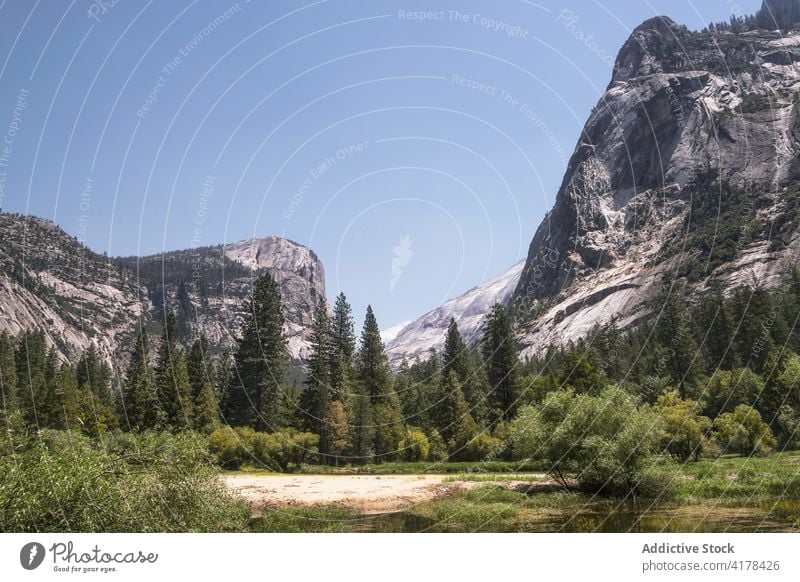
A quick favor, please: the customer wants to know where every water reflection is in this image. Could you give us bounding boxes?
[352,500,800,533]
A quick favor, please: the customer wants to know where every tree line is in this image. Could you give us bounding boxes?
[2,268,800,470]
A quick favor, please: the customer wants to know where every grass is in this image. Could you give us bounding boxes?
[249,506,361,533]
[241,452,800,532]
[675,451,800,503]
[444,473,547,483]
[286,460,546,475]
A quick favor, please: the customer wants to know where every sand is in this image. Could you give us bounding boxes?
[223,473,554,515]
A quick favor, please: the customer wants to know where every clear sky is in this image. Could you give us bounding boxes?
[0,0,761,332]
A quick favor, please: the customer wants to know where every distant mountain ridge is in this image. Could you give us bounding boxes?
[0,212,325,369]
[385,261,524,367]
[386,12,800,362]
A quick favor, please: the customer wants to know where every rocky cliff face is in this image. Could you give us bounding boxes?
[0,214,145,364]
[0,213,325,366]
[385,261,524,367]
[509,16,800,358]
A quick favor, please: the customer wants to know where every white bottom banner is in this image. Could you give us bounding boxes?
[1,533,798,581]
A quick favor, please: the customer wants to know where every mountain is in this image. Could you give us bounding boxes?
[385,11,800,364]
[385,261,524,366]
[509,15,800,358]
[0,213,325,368]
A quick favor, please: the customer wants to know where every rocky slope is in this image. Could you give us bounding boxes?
[509,14,800,358]
[386,261,524,366]
[0,213,325,367]
[387,10,800,364]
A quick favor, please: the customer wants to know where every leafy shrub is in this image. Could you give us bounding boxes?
[656,390,712,460]
[251,429,319,471]
[208,426,318,470]
[510,387,670,496]
[399,428,430,462]
[713,405,776,456]
[776,405,800,448]
[702,368,764,418]
[426,429,449,462]
[455,432,502,462]
[208,426,254,469]
[0,430,248,532]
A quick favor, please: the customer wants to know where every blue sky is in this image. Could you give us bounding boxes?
[0,0,761,332]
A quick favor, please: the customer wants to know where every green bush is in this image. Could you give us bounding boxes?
[510,387,670,496]
[208,426,254,469]
[208,426,318,470]
[656,390,712,460]
[399,428,430,462]
[454,432,502,462]
[426,429,449,462]
[702,368,764,419]
[0,430,248,532]
[713,405,776,456]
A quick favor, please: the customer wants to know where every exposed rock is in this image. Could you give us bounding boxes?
[385,261,524,367]
[510,21,800,359]
[0,213,325,369]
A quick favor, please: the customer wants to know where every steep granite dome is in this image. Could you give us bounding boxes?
[509,17,800,358]
[0,214,145,364]
[0,213,325,366]
[386,261,524,367]
[223,236,325,359]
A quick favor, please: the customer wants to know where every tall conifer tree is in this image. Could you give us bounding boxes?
[226,272,287,430]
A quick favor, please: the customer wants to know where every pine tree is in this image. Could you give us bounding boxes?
[433,370,472,446]
[729,285,775,374]
[442,318,470,381]
[441,318,485,421]
[188,336,218,431]
[53,365,84,431]
[15,330,48,427]
[654,288,699,395]
[481,303,519,423]
[154,311,193,429]
[306,298,333,461]
[355,306,403,460]
[187,334,214,400]
[330,292,356,402]
[193,382,219,433]
[121,325,158,431]
[226,272,287,431]
[76,344,115,408]
[170,350,194,430]
[356,306,396,403]
[349,390,374,463]
[694,282,737,373]
[0,332,18,419]
[215,352,232,412]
